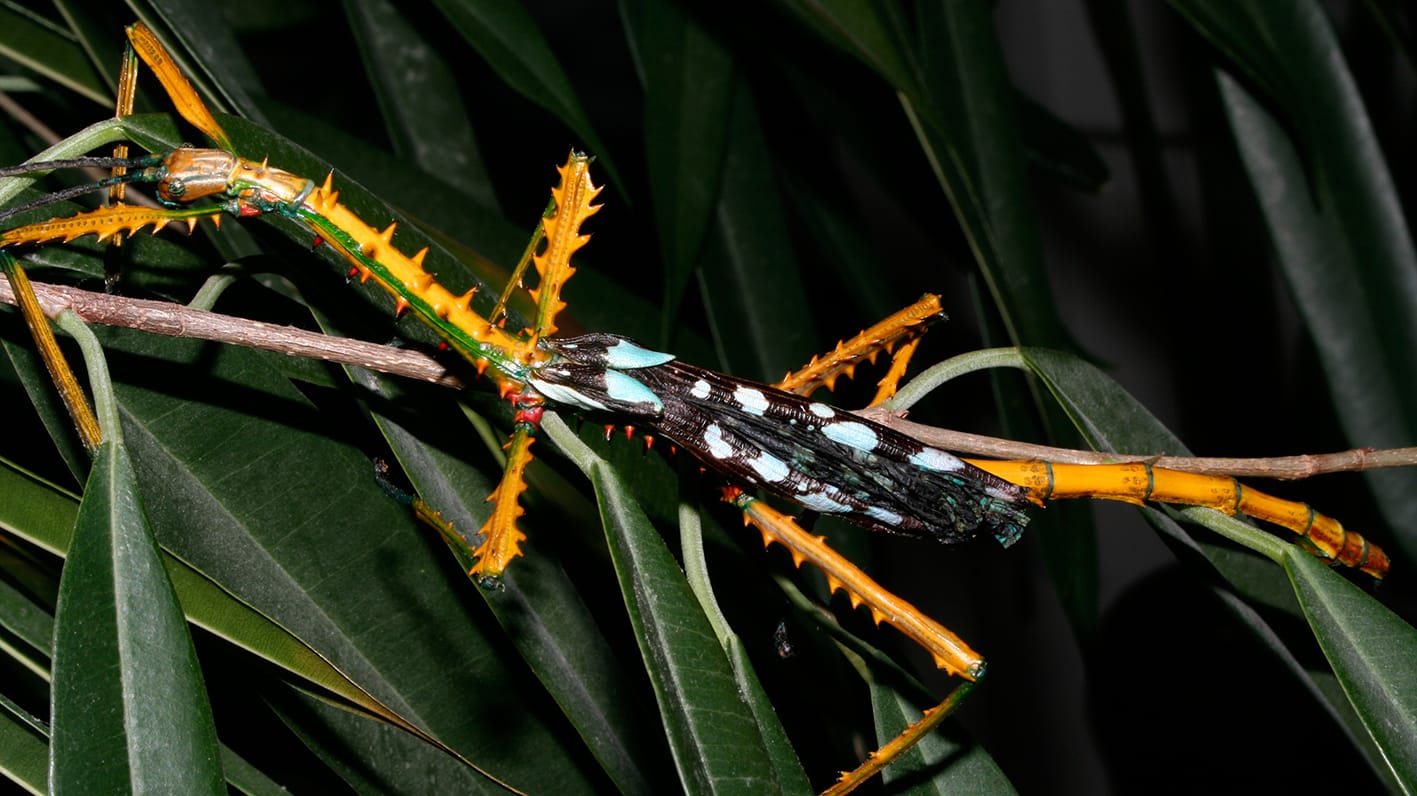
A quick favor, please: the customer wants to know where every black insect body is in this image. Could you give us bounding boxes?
[536,334,1031,548]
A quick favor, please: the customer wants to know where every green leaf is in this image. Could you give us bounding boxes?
[359,368,669,794]
[1191,6,1417,560]
[0,692,48,795]
[429,0,621,188]
[544,415,789,793]
[1018,346,1408,786]
[0,7,108,105]
[1283,551,1417,791]
[621,0,734,331]
[99,327,591,791]
[696,83,815,381]
[50,441,223,793]
[776,1,920,95]
[343,0,498,211]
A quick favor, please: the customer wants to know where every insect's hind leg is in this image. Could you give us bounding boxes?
[970,459,1390,578]
[727,488,985,792]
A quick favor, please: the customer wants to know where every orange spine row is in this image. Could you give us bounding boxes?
[527,154,600,340]
[0,205,216,247]
[727,487,985,678]
[777,294,945,396]
[302,174,539,381]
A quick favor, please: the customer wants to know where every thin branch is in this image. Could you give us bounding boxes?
[853,406,1417,479]
[5,278,1415,480]
[0,277,463,387]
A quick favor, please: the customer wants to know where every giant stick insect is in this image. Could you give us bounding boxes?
[0,19,1408,795]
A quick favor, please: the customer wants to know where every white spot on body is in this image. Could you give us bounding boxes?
[746,450,789,483]
[733,386,770,416]
[910,447,965,473]
[796,491,851,514]
[865,506,904,527]
[986,485,1018,501]
[703,423,733,459]
[808,402,835,419]
[691,379,712,400]
[821,421,879,453]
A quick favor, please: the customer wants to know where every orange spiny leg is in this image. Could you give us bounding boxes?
[820,680,979,796]
[970,460,1390,579]
[725,487,985,792]
[470,416,540,585]
[867,334,925,407]
[524,152,601,344]
[1,204,223,250]
[776,294,945,397]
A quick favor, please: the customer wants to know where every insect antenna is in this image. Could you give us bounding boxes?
[0,154,164,224]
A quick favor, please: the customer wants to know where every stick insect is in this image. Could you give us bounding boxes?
[0,18,1409,795]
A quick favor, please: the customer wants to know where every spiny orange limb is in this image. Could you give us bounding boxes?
[470,428,536,581]
[0,204,222,249]
[723,487,983,678]
[869,335,925,406]
[821,682,979,796]
[970,459,1390,579]
[777,295,945,397]
[529,151,601,341]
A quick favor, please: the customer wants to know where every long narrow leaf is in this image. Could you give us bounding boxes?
[50,441,223,794]
[543,414,790,793]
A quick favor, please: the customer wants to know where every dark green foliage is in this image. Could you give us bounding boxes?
[1,1,1414,792]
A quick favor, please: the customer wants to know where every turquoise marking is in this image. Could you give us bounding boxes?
[604,370,664,412]
[603,339,675,369]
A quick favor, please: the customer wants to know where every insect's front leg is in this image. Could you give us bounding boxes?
[469,398,541,584]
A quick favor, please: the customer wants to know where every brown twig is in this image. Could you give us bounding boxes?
[6,278,1415,480]
[0,278,462,388]
[853,406,1417,479]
